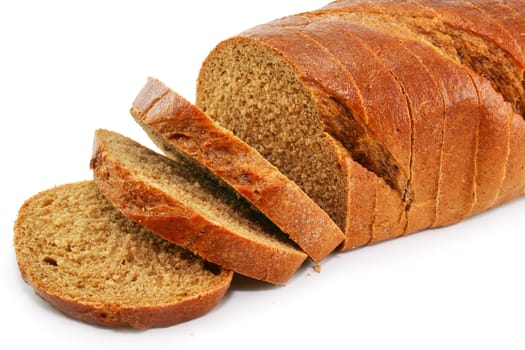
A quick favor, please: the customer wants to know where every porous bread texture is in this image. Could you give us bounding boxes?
[197,38,352,233]
[90,129,307,284]
[129,77,344,261]
[13,181,233,329]
[197,0,525,249]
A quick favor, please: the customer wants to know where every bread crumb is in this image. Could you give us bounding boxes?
[313,264,321,273]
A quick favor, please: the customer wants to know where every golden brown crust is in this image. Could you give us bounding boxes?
[414,0,525,67]
[291,18,441,235]
[315,0,516,227]
[322,0,524,66]
[497,112,525,205]
[31,279,231,329]
[90,130,307,284]
[14,181,233,329]
[469,75,512,215]
[337,140,406,250]
[338,20,443,233]
[321,0,525,116]
[438,0,525,202]
[403,40,507,226]
[339,148,375,249]
[465,0,525,58]
[130,77,344,262]
[466,0,525,115]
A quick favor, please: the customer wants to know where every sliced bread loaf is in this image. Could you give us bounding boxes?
[196,1,525,249]
[90,129,307,284]
[13,181,233,329]
[129,77,344,262]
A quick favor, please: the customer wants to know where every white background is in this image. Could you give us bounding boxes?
[1,1,524,349]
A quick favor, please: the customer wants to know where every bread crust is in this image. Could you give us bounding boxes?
[91,130,307,284]
[28,277,231,329]
[498,111,525,205]
[322,0,524,66]
[14,181,233,329]
[331,20,443,234]
[316,7,522,222]
[321,0,525,116]
[130,77,344,262]
[466,0,525,115]
[414,0,525,67]
[316,0,507,227]
[464,0,525,62]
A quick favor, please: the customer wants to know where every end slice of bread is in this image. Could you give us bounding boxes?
[130,77,344,261]
[90,129,307,284]
[13,181,233,329]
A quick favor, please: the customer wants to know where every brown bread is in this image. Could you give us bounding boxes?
[14,0,525,330]
[90,129,307,284]
[196,0,525,250]
[13,181,233,329]
[130,77,345,261]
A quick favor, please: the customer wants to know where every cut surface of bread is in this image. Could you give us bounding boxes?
[130,77,344,261]
[13,181,233,329]
[198,35,354,236]
[90,129,307,284]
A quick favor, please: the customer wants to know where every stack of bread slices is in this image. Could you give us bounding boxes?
[14,78,345,329]
[14,0,525,329]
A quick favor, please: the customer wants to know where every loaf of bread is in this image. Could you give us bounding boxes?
[13,181,233,329]
[196,0,525,250]
[13,0,525,329]
[90,129,307,284]
[130,77,344,261]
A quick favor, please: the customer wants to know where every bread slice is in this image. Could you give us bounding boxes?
[90,129,307,284]
[13,181,233,329]
[129,77,344,262]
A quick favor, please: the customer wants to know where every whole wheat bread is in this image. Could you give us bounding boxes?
[130,77,344,261]
[196,0,525,250]
[90,129,307,284]
[13,181,233,329]
[13,0,525,329]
